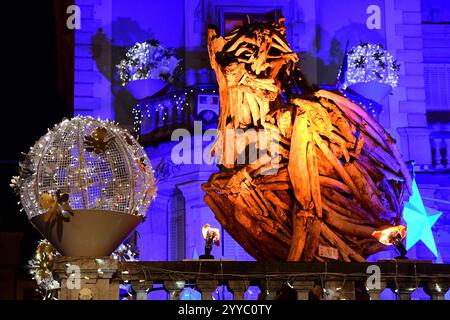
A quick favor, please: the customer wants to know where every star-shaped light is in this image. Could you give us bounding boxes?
[403,178,442,257]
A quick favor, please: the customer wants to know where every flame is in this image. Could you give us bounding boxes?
[278,111,292,137]
[372,225,406,245]
[202,224,220,246]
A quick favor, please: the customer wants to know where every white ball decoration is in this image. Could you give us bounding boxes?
[18,116,156,220]
[342,43,400,89]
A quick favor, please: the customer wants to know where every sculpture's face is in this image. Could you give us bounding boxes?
[208,19,300,131]
[219,22,297,81]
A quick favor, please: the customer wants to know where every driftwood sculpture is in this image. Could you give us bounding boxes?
[202,18,412,261]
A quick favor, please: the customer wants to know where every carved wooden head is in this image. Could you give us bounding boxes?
[207,18,300,132]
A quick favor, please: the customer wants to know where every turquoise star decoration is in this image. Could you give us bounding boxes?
[403,178,442,257]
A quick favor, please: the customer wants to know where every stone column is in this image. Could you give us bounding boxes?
[426,279,449,300]
[292,281,315,300]
[443,138,450,168]
[53,257,120,300]
[132,280,152,300]
[394,280,417,300]
[324,280,355,300]
[164,280,185,300]
[196,279,219,300]
[431,138,442,168]
[227,280,249,300]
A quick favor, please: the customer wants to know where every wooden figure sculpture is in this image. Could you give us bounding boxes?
[201,18,412,261]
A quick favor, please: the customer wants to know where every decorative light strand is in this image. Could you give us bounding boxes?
[132,85,218,135]
[319,84,382,119]
[338,43,400,89]
[342,90,382,119]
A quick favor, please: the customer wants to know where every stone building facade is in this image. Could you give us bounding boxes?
[73,0,450,264]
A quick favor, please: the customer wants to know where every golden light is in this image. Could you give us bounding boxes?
[278,111,292,137]
[372,225,406,245]
[202,224,220,246]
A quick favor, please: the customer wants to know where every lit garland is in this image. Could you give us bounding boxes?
[339,43,400,89]
[28,240,60,299]
[132,85,218,136]
[117,40,182,86]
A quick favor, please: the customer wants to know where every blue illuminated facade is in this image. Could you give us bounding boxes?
[73,0,450,271]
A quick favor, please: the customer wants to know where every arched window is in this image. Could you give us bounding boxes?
[167,188,186,261]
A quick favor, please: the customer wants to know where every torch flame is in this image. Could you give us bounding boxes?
[202,224,220,246]
[372,225,406,245]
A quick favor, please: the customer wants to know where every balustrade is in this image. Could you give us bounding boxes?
[52,258,450,300]
[430,124,450,170]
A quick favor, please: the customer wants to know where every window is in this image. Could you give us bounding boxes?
[424,63,450,111]
[168,188,186,261]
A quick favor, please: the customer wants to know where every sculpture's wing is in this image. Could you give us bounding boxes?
[285,91,412,260]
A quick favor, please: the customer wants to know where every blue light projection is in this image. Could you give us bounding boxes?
[403,178,442,257]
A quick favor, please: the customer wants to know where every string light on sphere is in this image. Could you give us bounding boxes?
[15,116,157,220]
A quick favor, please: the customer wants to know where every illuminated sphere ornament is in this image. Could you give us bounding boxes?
[17,116,156,256]
[341,43,400,102]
